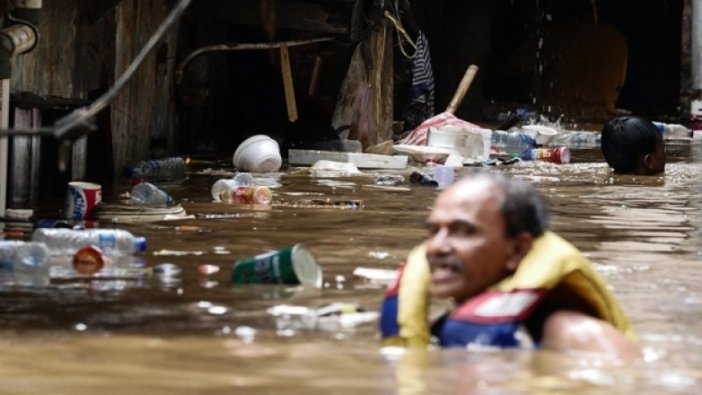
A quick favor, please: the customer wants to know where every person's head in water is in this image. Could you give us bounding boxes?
[425,172,550,303]
[601,116,665,175]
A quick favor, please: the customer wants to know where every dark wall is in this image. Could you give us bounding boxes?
[409,0,683,121]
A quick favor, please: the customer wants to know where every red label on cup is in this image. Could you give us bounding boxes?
[64,182,102,220]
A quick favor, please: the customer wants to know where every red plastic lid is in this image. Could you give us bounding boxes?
[73,246,106,275]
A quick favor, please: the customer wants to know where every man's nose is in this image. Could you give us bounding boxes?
[426,228,451,255]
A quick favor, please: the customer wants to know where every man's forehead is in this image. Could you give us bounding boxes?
[431,178,504,217]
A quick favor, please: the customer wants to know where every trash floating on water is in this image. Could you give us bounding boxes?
[234,325,257,343]
[211,246,231,255]
[374,175,405,186]
[368,251,391,260]
[195,212,270,220]
[362,185,412,192]
[275,199,364,210]
[316,179,357,188]
[232,244,322,288]
[198,264,220,275]
[153,263,182,276]
[409,171,438,187]
[353,267,398,287]
[153,249,205,257]
[309,160,362,177]
[266,303,379,332]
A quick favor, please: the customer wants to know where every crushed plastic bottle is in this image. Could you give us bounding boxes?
[131,182,175,206]
[122,157,185,182]
[0,241,50,287]
[210,173,255,202]
[32,228,147,257]
[491,131,537,156]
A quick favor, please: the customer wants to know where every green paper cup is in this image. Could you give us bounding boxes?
[232,244,322,288]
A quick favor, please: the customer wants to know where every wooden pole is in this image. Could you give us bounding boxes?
[280,44,298,122]
[0,80,9,216]
[445,64,479,115]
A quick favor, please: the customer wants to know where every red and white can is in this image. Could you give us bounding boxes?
[220,186,272,205]
[524,147,571,164]
[64,182,102,220]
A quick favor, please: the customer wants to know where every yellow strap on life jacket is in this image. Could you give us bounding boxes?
[389,231,637,346]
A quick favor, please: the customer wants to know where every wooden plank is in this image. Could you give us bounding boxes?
[279,44,298,122]
[288,149,408,169]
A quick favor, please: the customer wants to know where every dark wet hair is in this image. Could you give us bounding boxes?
[459,172,550,237]
[601,116,660,173]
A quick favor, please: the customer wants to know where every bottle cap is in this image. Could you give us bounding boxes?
[73,246,106,275]
[134,237,147,252]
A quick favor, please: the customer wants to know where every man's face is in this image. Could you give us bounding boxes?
[649,132,666,175]
[425,178,522,304]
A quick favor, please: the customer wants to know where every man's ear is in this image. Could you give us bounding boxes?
[506,232,534,272]
[642,152,654,171]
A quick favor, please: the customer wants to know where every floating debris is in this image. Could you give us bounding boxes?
[198,264,220,275]
[374,175,405,186]
[153,249,205,257]
[274,199,363,210]
[211,246,231,255]
[153,263,182,276]
[353,267,398,287]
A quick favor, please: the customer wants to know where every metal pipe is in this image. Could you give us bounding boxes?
[0,23,37,55]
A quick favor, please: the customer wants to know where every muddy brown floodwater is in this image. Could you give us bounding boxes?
[0,140,701,394]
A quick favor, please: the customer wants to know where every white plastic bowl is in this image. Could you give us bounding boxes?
[233,135,282,172]
[522,125,559,146]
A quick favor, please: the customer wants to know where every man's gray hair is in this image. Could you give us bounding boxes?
[459,172,550,237]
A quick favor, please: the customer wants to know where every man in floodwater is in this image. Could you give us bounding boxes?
[601,116,665,175]
[380,172,641,360]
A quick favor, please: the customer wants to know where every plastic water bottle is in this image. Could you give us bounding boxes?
[210,173,254,202]
[32,228,147,256]
[131,182,175,206]
[491,131,536,155]
[550,131,600,149]
[122,157,185,181]
[0,241,50,287]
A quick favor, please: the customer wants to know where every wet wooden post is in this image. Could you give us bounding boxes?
[71,136,87,181]
[0,80,8,217]
[693,0,702,90]
[10,108,42,204]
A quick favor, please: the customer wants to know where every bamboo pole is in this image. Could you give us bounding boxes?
[445,64,479,115]
[280,44,298,122]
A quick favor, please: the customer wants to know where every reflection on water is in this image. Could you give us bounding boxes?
[0,141,701,393]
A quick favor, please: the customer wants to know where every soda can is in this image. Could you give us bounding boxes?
[523,147,571,164]
[221,186,272,205]
[232,244,322,288]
